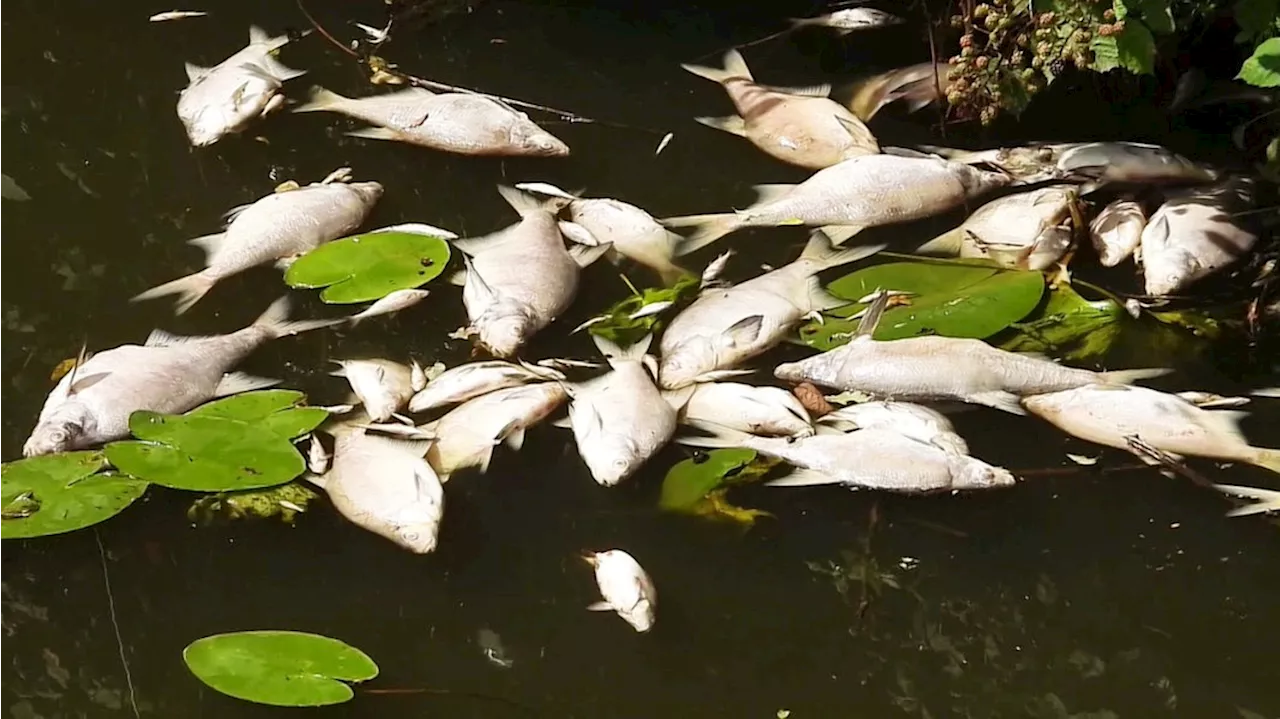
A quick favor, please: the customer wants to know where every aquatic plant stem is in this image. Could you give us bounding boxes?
[295,0,359,58]
[95,529,140,719]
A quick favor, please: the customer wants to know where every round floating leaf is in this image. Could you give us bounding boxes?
[2,452,148,539]
[284,229,452,304]
[659,449,776,527]
[183,631,378,707]
[800,260,1045,350]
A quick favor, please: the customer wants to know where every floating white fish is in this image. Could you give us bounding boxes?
[422,382,567,481]
[817,401,968,455]
[347,289,431,326]
[789,8,904,35]
[682,382,813,437]
[150,10,208,22]
[583,549,657,633]
[408,360,563,414]
[331,358,426,423]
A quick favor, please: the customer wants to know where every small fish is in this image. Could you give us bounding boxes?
[774,335,1168,415]
[1089,197,1147,267]
[347,289,431,325]
[916,185,1079,270]
[1022,384,1280,473]
[629,301,674,320]
[566,334,680,487]
[1175,391,1249,409]
[700,249,735,288]
[659,231,880,389]
[682,382,813,437]
[309,421,442,553]
[331,358,426,423]
[679,421,1014,493]
[150,10,208,22]
[315,403,357,415]
[583,549,657,633]
[655,132,674,155]
[682,49,879,171]
[477,628,514,668]
[838,62,950,121]
[1140,176,1257,296]
[307,434,331,474]
[1212,483,1280,517]
[789,8,904,35]
[663,153,1010,255]
[408,360,563,413]
[816,401,969,455]
[294,86,569,157]
[23,297,337,457]
[352,21,391,44]
[132,177,382,314]
[177,26,307,146]
[422,383,568,481]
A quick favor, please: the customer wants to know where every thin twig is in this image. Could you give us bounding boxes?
[919,0,948,140]
[95,530,140,719]
[295,0,359,57]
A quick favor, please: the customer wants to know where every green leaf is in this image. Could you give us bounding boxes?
[659,449,778,527]
[183,631,378,707]
[1129,0,1174,34]
[997,282,1126,361]
[284,228,452,304]
[104,391,326,493]
[1234,0,1279,40]
[587,275,701,347]
[798,260,1045,351]
[1,452,148,539]
[1091,20,1157,74]
[1237,37,1280,87]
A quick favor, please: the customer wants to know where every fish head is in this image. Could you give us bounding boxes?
[657,337,717,389]
[390,521,440,554]
[344,181,386,207]
[587,439,644,487]
[773,359,807,383]
[1142,246,1200,296]
[178,71,280,146]
[476,305,537,359]
[510,124,570,157]
[23,405,94,457]
[622,601,656,632]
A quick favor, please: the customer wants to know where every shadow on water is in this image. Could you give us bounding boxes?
[3,0,1279,716]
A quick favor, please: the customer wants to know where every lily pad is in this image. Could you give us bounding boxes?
[660,449,777,527]
[1,452,148,539]
[588,275,701,347]
[284,228,453,304]
[105,391,327,493]
[998,282,1126,361]
[183,631,378,707]
[799,259,1045,351]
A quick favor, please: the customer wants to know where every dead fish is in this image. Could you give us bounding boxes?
[663,153,1010,254]
[307,434,331,474]
[566,334,681,487]
[409,360,563,413]
[515,182,690,284]
[309,421,443,553]
[789,8,904,34]
[1022,384,1280,474]
[331,358,426,423]
[774,334,1168,415]
[132,178,383,314]
[681,49,879,170]
[477,628,514,668]
[1140,176,1258,296]
[583,549,657,633]
[23,297,338,457]
[817,401,969,455]
[177,26,307,146]
[150,10,208,22]
[678,421,1015,493]
[347,289,431,326]
[700,249,735,288]
[294,86,569,157]
[682,381,813,437]
[453,186,608,357]
[422,382,567,481]
[837,62,950,121]
[1089,197,1146,267]
[916,184,1080,270]
[658,231,881,389]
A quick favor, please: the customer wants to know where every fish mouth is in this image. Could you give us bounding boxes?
[578,551,600,566]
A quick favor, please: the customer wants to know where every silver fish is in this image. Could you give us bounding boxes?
[455,186,607,357]
[422,382,567,481]
[682,382,813,437]
[678,421,1014,493]
[920,141,1217,191]
[789,8,904,34]
[347,289,431,325]
[307,434,331,474]
[1022,384,1280,474]
[23,297,337,457]
[310,422,443,553]
[817,400,969,455]
[515,182,690,284]
[916,184,1079,270]
[1089,197,1146,267]
[658,231,880,389]
[150,10,208,21]
[132,178,383,314]
[177,26,306,146]
[331,358,426,423]
[774,334,1168,415]
[566,335,680,487]
[1140,177,1257,296]
[681,49,879,171]
[408,360,563,413]
[663,152,1010,254]
[294,86,569,157]
[583,549,657,633]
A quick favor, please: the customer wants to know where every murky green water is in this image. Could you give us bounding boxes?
[4,1,1279,717]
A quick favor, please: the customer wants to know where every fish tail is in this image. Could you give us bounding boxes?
[674,420,755,449]
[252,296,344,338]
[294,86,351,114]
[131,271,218,315]
[1098,368,1173,385]
[496,184,572,217]
[680,48,753,84]
[786,17,815,28]
[592,333,653,367]
[664,214,743,257]
[1247,448,1280,476]
[800,229,885,271]
[656,261,694,287]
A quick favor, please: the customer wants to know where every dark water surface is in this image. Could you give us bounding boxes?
[4,1,1280,717]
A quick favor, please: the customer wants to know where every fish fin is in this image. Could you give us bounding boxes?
[477,443,497,474]
[461,254,499,303]
[568,241,613,268]
[800,229,885,271]
[854,290,891,337]
[592,333,653,366]
[662,385,697,411]
[771,83,832,97]
[184,62,211,81]
[587,601,615,612]
[749,184,796,206]
[694,115,748,137]
[914,228,966,256]
[446,269,468,286]
[674,419,753,449]
[346,127,404,142]
[144,328,211,347]
[805,276,853,312]
[248,24,272,45]
[970,391,1028,415]
[669,215,743,256]
[765,468,841,487]
[558,221,600,246]
[1247,448,1280,475]
[692,368,755,383]
[881,146,938,159]
[189,231,229,259]
[818,225,866,246]
[1098,368,1172,385]
[725,315,764,347]
[410,361,428,392]
[293,85,351,113]
[251,295,344,337]
[551,416,573,429]
[68,372,110,395]
[214,371,281,397]
[834,114,868,138]
[130,271,218,316]
[680,48,752,84]
[503,426,527,451]
[514,181,582,200]
[497,184,571,217]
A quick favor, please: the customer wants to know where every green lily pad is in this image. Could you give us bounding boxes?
[799,259,1046,351]
[660,449,778,527]
[183,631,378,707]
[284,228,453,304]
[588,275,701,347]
[104,391,327,493]
[998,282,1126,361]
[1,452,148,539]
